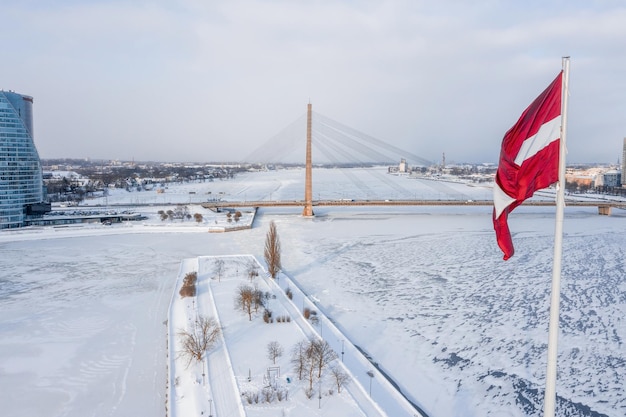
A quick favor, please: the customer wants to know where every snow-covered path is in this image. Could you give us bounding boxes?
[201,269,247,417]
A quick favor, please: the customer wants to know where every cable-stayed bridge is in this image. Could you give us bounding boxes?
[204,104,621,215]
[237,103,457,214]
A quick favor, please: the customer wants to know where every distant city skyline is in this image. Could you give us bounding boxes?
[2,1,625,164]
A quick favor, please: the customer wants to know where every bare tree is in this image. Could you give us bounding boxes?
[291,338,337,391]
[267,341,284,364]
[291,340,309,380]
[247,260,259,281]
[309,339,338,378]
[252,285,266,313]
[193,213,203,223]
[304,342,318,390]
[174,204,190,221]
[215,259,225,282]
[235,284,255,320]
[177,315,221,365]
[330,364,350,393]
[264,220,281,278]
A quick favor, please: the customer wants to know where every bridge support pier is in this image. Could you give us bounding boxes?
[302,102,314,217]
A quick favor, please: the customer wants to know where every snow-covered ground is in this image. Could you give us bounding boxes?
[1,167,624,417]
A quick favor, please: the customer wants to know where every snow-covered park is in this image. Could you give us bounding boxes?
[1,167,624,417]
[168,254,417,417]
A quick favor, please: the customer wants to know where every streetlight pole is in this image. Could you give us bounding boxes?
[366,370,374,396]
[318,379,322,409]
[341,339,344,362]
[202,357,206,386]
[209,398,213,417]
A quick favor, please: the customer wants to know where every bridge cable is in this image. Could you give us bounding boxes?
[314,112,434,166]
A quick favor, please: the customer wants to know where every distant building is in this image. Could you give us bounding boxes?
[603,170,621,188]
[398,158,408,173]
[0,90,49,229]
[388,158,409,174]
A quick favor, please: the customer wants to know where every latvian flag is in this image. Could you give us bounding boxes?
[493,72,563,260]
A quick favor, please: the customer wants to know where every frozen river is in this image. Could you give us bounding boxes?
[1,167,624,417]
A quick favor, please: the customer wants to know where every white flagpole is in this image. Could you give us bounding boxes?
[543,56,570,417]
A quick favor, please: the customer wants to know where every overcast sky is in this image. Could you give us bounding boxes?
[3,0,625,164]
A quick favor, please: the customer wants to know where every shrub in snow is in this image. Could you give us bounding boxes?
[262,387,274,403]
[179,271,197,298]
[276,389,287,401]
[179,285,195,298]
[243,391,255,404]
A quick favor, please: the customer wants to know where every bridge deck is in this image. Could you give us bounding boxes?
[202,199,625,209]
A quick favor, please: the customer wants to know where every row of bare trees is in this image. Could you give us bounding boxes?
[158,205,192,221]
[225,211,243,222]
[266,339,350,398]
[291,338,349,393]
[235,283,268,321]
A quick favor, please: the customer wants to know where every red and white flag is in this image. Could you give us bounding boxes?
[493,72,563,260]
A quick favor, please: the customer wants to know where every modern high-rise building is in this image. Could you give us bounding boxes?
[622,137,626,187]
[0,90,48,229]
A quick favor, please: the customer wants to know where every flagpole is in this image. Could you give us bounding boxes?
[543,56,570,417]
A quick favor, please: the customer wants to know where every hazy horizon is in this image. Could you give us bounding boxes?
[38,156,619,168]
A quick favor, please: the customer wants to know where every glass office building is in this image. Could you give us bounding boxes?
[0,90,46,229]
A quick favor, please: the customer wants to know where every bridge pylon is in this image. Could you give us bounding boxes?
[302,103,314,217]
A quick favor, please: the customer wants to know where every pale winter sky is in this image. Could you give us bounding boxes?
[2,0,625,164]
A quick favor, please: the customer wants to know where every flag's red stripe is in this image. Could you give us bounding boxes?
[493,71,563,260]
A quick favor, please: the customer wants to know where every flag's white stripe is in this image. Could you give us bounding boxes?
[494,182,516,219]
[513,116,561,166]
